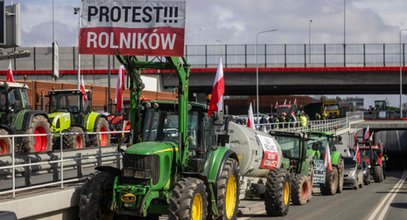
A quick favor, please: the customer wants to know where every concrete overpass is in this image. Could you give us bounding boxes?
[162,66,407,95]
[351,119,407,131]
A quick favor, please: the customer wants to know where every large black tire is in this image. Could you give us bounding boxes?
[79,171,116,220]
[168,178,208,220]
[265,169,290,216]
[337,160,344,193]
[373,165,383,183]
[215,158,239,220]
[63,126,86,149]
[0,129,11,155]
[291,174,310,205]
[90,117,111,147]
[24,115,52,153]
[320,167,338,195]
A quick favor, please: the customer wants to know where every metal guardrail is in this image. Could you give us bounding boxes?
[256,111,364,133]
[0,130,129,199]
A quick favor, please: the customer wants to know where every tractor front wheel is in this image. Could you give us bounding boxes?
[79,171,115,220]
[215,158,239,220]
[265,169,291,216]
[0,129,11,155]
[91,118,110,147]
[320,167,338,195]
[169,177,208,220]
[337,159,344,193]
[63,126,85,149]
[24,115,52,153]
[291,174,310,205]
[374,165,384,183]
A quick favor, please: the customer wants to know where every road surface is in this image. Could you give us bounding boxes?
[238,170,406,220]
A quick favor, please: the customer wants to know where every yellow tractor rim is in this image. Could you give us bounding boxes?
[191,193,203,220]
[225,175,237,219]
[283,181,290,205]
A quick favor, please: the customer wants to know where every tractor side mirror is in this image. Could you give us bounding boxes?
[87,92,92,101]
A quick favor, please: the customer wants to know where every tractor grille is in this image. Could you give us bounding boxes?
[123,155,160,185]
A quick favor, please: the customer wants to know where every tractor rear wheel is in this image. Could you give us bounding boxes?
[265,169,290,216]
[24,115,52,153]
[320,167,338,195]
[374,165,383,183]
[63,126,85,149]
[215,158,239,220]
[168,178,208,220]
[0,129,11,155]
[291,174,310,205]
[79,171,115,220]
[91,118,110,147]
[337,160,344,193]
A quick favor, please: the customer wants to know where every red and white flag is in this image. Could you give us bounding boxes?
[80,77,87,102]
[364,126,370,140]
[115,65,126,113]
[353,143,361,164]
[208,58,225,117]
[324,143,333,171]
[247,103,255,129]
[6,60,14,82]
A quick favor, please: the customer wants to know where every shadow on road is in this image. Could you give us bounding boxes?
[390,202,407,209]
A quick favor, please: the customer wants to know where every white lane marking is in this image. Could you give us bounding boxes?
[377,171,406,220]
[367,170,406,220]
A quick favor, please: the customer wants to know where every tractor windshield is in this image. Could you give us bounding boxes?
[49,93,82,113]
[7,87,30,111]
[276,107,290,115]
[325,105,339,111]
[274,135,301,159]
[142,107,213,148]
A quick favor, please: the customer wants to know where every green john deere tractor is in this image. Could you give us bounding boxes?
[0,82,52,154]
[307,132,344,195]
[271,131,313,205]
[79,56,240,220]
[48,89,110,149]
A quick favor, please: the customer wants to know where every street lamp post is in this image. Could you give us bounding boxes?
[74,7,81,90]
[399,28,407,117]
[343,0,346,66]
[256,29,278,119]
[309,19,312,65]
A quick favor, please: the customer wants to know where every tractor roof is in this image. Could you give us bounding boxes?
[0,81,29,89]
[48,89,91,95]
[143,100,208,111]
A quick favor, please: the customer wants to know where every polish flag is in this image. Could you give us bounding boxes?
[353,144,361,164]
[80,77,87,102]
[324,143,333,171]
[364,126,370,140]
[208,58,225,117]
[6,60,14,82]
[115,65,126,113]
[247,103,255,129]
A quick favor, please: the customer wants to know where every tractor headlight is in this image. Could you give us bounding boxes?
[123,168,134,177]
[123,168,152,179]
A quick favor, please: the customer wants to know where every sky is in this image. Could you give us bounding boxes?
[5,0,407,108]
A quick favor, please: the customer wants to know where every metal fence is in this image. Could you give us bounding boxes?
[256,111,364,133]
[1,43,406,70]
[0,130,129,199]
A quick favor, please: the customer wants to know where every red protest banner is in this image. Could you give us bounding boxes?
[79,0,185,56]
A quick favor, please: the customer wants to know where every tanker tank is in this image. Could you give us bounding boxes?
[227,122,283,177]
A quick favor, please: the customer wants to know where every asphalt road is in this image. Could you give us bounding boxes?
[237,170,407,220]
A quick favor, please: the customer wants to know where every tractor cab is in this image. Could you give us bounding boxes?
[270,131,308,174]
[48,89,92,126]
[0,82,31,116]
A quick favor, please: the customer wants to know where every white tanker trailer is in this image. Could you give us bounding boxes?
[227,122,291,216]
